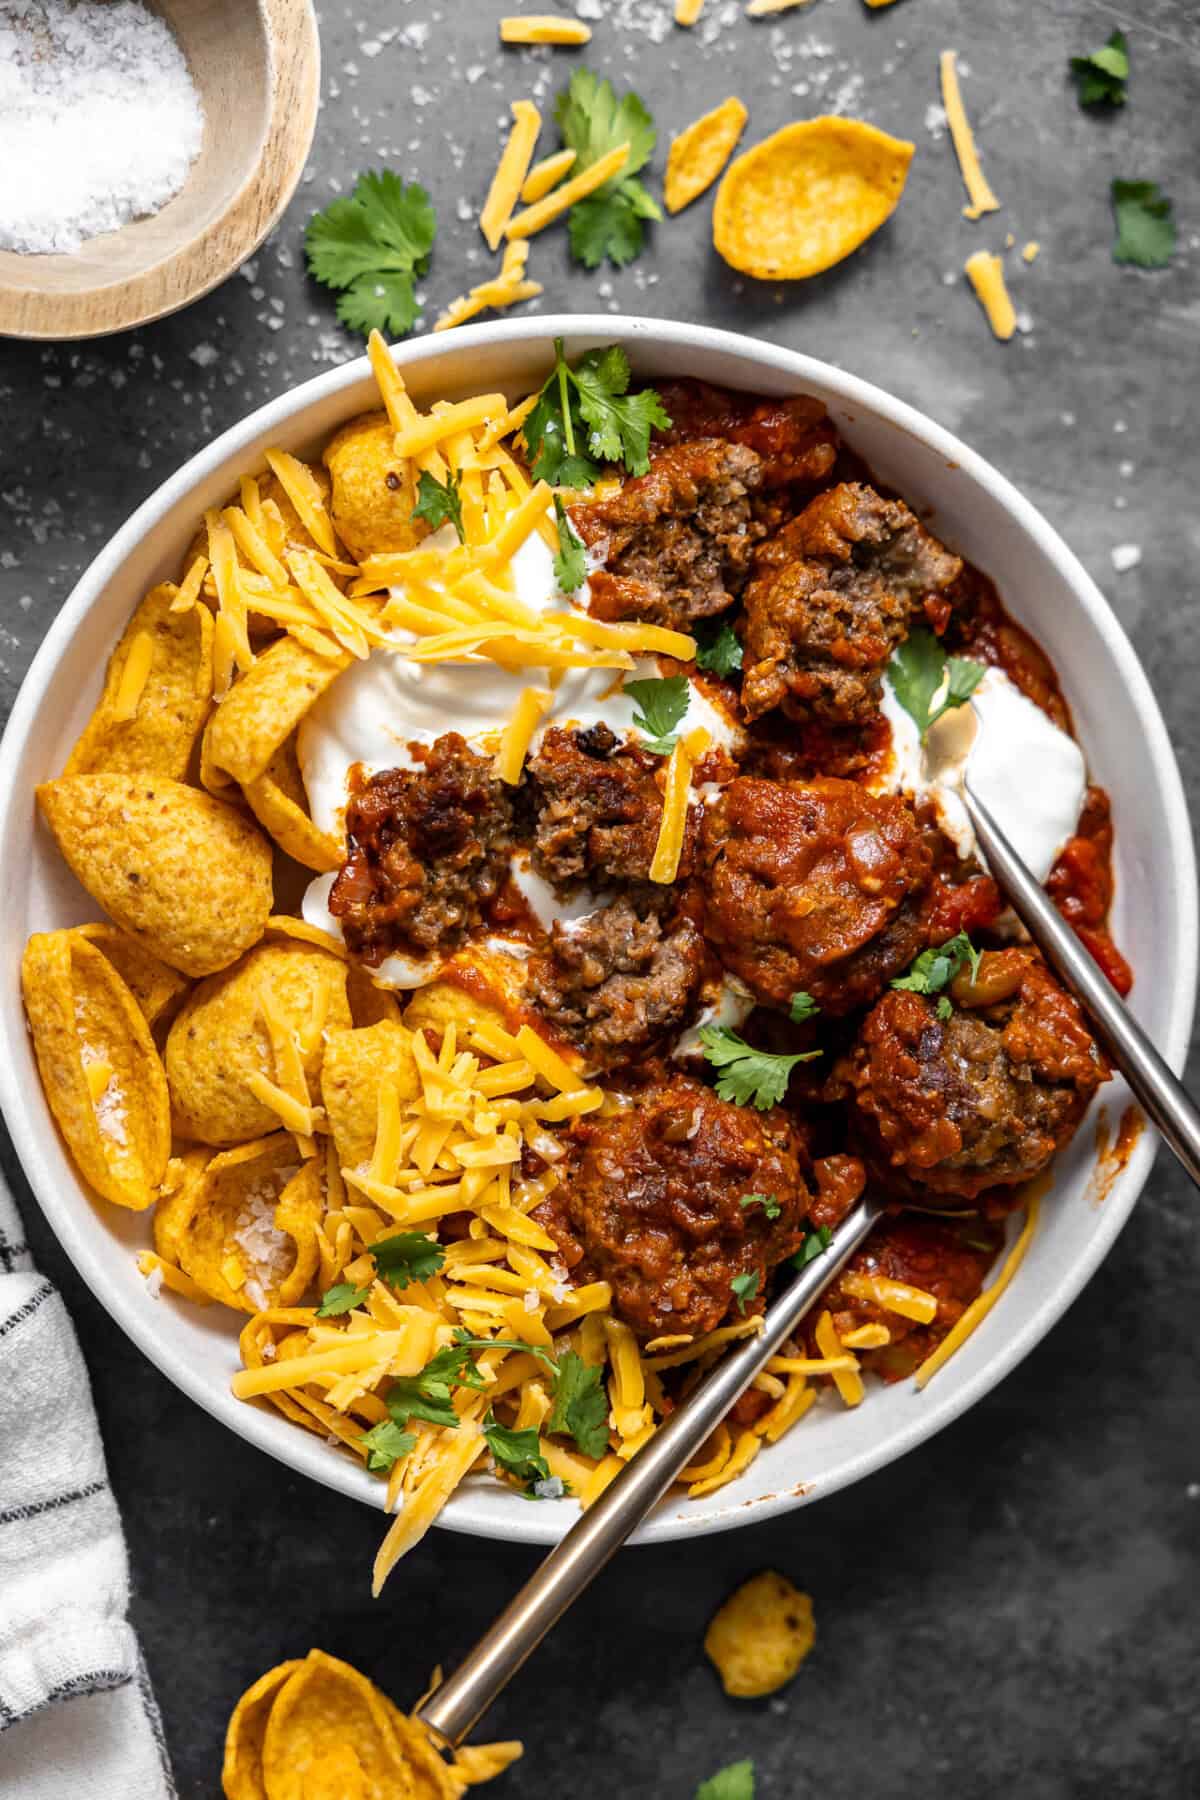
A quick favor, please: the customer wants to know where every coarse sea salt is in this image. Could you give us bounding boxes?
[0,0,204,255]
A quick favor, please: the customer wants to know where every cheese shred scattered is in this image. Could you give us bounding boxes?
[494,685,552,784]
[480,100,543,251]
[500,15,592,44]
[915,1197,1040,1388]
[964,249,1016,341]
[505,141,631,241]
[110,632,154,722]
[940,49,1000,221]
[520,146,578,203]
[649,729,707,884]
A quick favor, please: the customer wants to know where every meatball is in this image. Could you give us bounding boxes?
[328,733,516,964]
[820,1214,1002,1378]
[701,776,934,1015]
[322,410,423,562]
[559,1075,809,1337]
[570,439,764,630]
[529,895,707,1068]
[651,380,840,487]
[829,953,1110,1199]
[527,724,696,891]
[740,483,962,724]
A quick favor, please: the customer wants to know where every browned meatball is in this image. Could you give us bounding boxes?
[701,776,934,1015]
[829,951,1110,1199]
[741,483,962,724]
[329,734,515,964]
[651,380,840,487]
[557,1075,809,1337]
[570,439,764,630]
[529,895,707,1068]
[527,724,696,891]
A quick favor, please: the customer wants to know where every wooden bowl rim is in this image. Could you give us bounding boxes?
[0,0,320,342]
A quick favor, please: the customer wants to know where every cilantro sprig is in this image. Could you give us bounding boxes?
[699,1026,819,1111]
[888,628,986,741]
[546,1350,609,1459]
[305,171,436,338]
[316,1282,370,1318]
[740,1193,781,1221]
[1071,29,1129,107]
[696,1760,755,1800]
[694,619,743,678]
[358,1419,417,1474]
[483,1410,551,1493]
[1112,179,1176,269]
[524,338,671,487]
[553,495,588,593]
[314,1231,445,1318]
[624,673,689,754]
[892,931,981,1019]
[788,992,820,1025]
[554,69,661,269]
[730,1271,760,1316]
[791,1224,833,1270]
[413,469,465,543]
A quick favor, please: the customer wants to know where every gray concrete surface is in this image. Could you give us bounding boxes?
[2,1,1198,1794]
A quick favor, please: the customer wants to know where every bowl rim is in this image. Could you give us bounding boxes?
[1,312,1194,1547]
[0,0,321,342]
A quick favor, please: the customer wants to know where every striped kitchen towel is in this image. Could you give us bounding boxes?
[0,1179,175,1798]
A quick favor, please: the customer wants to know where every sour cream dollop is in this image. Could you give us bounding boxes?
[873,665,1086,882]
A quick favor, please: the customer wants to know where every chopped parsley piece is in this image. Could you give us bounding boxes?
[546,1350,610,1459]
[1071,29,1129,107]
[315,1282,370,1318]
[305,171,436,337]
[696,1762,755,1800]
[791,1224,833,1269]
[730,1271,760,1316]
[483,1410,551,1492]
[1112,179,1176,269]
[740,1193,781,1221]
[892,931,982,1016]
[359,1419,416,1474]
[412,469,465,543]
[699,1026,819,1111]
[552,494,587,593]
[554,69,662,269]
[370,1231,446,1289]
[888,628,986,741]
[624,673,690,754]
[523,337,670,486]
[788,991,820,1024]
[693,618,744,677]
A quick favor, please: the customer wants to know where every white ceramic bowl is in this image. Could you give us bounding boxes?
[1,317,1194,1548]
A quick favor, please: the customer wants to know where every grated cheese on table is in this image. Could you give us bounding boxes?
[0,0,204,255]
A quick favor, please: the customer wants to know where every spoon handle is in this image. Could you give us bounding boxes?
[962,778,1200,1186]
[416,1195,880,1748]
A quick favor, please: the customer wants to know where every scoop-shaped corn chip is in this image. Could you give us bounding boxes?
[222,1659,304,1800]
[713,117,914,279]
[161,1133,317,1312]
[379,1694,481,1799]
[242,736,344,873]
[21,931,170,1210]
[264,916,347,957]
[346,965,403,1029]
[153,1146,212,1267]
[165,941,350,1145]
[665,97,749,214]
[260,1651,416,1800]
[38,775,273,978]
[206,636,351,790]
[320,1020,419,1175]
[63,583,214,782]
[323,411,423,564]
[74,922,190,1030]
[704,1569,815,1697]
[402,951,525,1046]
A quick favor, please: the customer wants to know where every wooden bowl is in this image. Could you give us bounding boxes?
[0,0,320,341]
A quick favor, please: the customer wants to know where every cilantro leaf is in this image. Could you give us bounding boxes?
[546,1350,610,1458]
[1071,30,1129,107]
[572,346,670,475]
[412,469,466,544]
[553,495,588,593]
[740,1193,782,1221]
[449,1328,558,1374]
[1112,179,1176,269]
[359,1419,416,1474]
[554,70,661,268]
[730,1271,760,1315]
[384,1331,557,1435]
[696,1760,756,1800]
[624,673,689,754]
[371,1230,446,1288]
[892,931,982,1006]
[788,992,820,1025]
[305,172,436,339]
[316,1282,370,1318]
[694,619,743,677]
[888,628,986,740]
[699,1026,818,1111]
[483,1410,551,1492]
[791,1224,833,1269]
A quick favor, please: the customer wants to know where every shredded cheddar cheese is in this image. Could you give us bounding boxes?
[263,450,339,557]
[915,1197,1040,1388]
[494,685,552,784]
[650,728,708,884]
[110,631,154,723]
[499,15,592,44]
[480,100,543,251]
[940,50,1000,221]
[964,250,1017,341]
[746,0,811,13]
[814,1310,864,1407]
[675,0,705,23]
[520,146,577,203]
[505,141,632,240]
[840,1272,939,1324]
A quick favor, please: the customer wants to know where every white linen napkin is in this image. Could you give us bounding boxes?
[0,1179,176,1798]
